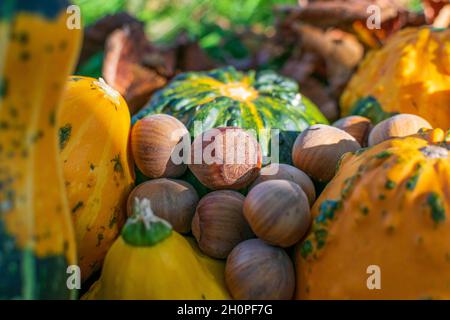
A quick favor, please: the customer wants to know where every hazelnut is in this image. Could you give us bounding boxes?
[368,114,432,147]
[333,115,373,147]
[250,164,316,206]
[127,178,199,233]
[188,127,262,190]
[243,180,311,248]
[192,190,254,259]
[292,124,361,182]
[225,239,295,300]
[131,114,189,178]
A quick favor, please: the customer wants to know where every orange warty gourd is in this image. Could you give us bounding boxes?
[296,128,450,300]
[341,27,450,128]
[58,76,135,282]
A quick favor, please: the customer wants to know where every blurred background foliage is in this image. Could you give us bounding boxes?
[74,0,297,43]
[74,0,424,38]
[73,0,424,68]
[409,0,423,12]
[74,0,301,71]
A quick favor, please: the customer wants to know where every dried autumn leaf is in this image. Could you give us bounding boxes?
[102,24,168,115]
[432,3,450,27]
[79,13,141,66]
[102,24,147,94]
[122,65,167,115]
[281,52,320,83]
[351,10,425,48]
[423,0,450,23]
[299,77,339,122]
[142,47,177,78]
[280,0,402,29]
[292,24,364,95]
[174,33,217,71]
[278,0,426,48]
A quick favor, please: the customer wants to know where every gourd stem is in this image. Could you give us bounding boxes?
[121,198,172,247]
[94,78,121,108]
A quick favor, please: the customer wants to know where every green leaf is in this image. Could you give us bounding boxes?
[75,51,104,78]
[73,0,126,26]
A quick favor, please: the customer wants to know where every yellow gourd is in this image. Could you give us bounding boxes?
[341,27,450,128]
[83,199,230,300]
[0,1,82,299]
[58,76,135,282]
[296,129,450,299]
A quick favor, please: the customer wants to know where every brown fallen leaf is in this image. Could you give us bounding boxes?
[102,24,168,115]
[122,65,167,115]
[142,47,177,78]
[423,0,450,23]
[279,0,402,29]
[78,13,141,66]
[278,42,339,120]
[281,51,320,84]
[351,9,425,48]
[102,24,147,94]
[432,3,450,27]
[302,26,363,69]
[292,23,364,97]
[278,0,426,48]
[299,77,339,122]
[174,33,218,71]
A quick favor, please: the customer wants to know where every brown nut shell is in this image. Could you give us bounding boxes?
[225,239,295,300]
[131,114,189,178]
[188,127,262,190]
[250,163,316,206]
[368,114,432,147]
[333,115,373,147]
[243,180,311,247]
[127,178,199,233]
[292,124,361,182]
[192,190,254,259]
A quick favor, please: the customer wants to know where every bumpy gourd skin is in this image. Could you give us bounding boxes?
[0,1,81,299]
[341,27,450,128]
[296,129,450,300]
[58,76,135,282]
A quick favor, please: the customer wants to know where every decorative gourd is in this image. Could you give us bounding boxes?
[296,128,450,299]
[58,76,135,282]
[84,199,230,300]
[0,1,82,299]
[341,27,450,128]
[132,67,329,164]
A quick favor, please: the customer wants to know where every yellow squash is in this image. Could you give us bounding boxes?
[83,198,230,300]
[296,129,450,299]
[341,27,450,128]
[58,76,135,282]
[0,1,81,299]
